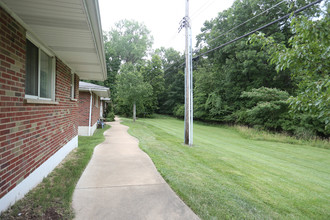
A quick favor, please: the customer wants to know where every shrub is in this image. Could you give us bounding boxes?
[105,112,115,122]
[173,104,184,118]
[240,87,289,131]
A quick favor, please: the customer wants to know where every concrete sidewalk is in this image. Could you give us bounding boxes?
[72,117,200,220]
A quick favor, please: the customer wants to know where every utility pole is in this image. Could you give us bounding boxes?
[179,0,193,146]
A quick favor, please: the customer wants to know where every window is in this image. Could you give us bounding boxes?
[25,39,55,100]
[93,93,97,106]
[70,73,75,99]
[94,94,98,107]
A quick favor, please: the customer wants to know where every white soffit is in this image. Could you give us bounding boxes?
[1,0,106,81]
[79,81,110,98]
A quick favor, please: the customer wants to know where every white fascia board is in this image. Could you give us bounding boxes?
[79,89,109,98]
[82,0,107,81]
[101,97,111,102]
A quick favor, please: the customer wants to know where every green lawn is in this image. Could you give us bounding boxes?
[0,125,110,220]
[122,115,330,220]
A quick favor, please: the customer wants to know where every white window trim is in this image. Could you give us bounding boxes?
[25,34,56,102]
[26,32,54,57]
[70,73,77,102]
[95,94,98,107]
[71,72,75,99]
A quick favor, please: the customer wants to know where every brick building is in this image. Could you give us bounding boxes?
[0,0,106,212]
[78,81,110,136]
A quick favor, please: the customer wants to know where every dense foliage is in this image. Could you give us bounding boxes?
[249,9,330,135]
[156,0,329,137]
[116,63,152,120]
[94,19,155,120]
[100,0,328,137]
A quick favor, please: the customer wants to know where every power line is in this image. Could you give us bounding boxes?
[164,0,322,73]
[190,0,217,20]
[194,0,323,59]
[207,0,287,44]
[163,32,181,49]
[163,57,184,73]
[165,0,287,72]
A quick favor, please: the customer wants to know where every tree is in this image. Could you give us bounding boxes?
[139,54,165,114]
[116,63,152,121]
[249,6,330,134]
[154,47,182,70]
[104,19,153,64]
[103,19,153,115]
[153,47,185,115]
[193,0,300,122]
[103,33,121,94]
[240,87,289,130]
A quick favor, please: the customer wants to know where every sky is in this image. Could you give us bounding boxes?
[98,0,235,53]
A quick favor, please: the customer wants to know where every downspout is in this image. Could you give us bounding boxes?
[89,89,93,136]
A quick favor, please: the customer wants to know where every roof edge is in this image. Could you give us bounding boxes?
[79,88,108,92]
[0,2,77,73]
[82,0,107,81]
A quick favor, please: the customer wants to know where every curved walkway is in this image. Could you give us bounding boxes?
[72,117,199,220]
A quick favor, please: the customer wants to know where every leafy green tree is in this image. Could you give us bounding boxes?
[154,47,182,70]
[140,54,165,114]
[116,63,152,121]
[154,47,185,115]
[240,87,289,130]
[104,19,153,64]
[103,19,153,115]
[249,7,330,134]
[103,32,121,93]
[194,0,301,122]
[194,60,229,120]
[164,68,185,116]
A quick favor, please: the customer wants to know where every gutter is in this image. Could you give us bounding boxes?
[82,0,107,81]
[79,88,109,98]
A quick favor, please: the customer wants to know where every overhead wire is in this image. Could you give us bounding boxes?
[190,0,218,20]
[164,0,287,72]
[162,31,182,50]
[163,0,322,73]
[207,0,287,44]
[194,0,323,59]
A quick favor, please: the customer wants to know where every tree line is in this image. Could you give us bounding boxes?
[91,0,329,138]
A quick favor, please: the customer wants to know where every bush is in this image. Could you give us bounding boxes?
[240,87,290,131]
[173,104,184,118]
[105,112,115,122]
[239,87,329,138]
[285,113,328,138]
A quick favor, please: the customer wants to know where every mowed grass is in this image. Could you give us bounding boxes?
[122,115,330,220]
[0,125,110,220]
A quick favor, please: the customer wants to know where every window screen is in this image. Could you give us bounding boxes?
[26,40,38,96]
[40,50,52,98]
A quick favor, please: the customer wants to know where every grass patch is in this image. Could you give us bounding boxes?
[122,115,330,220]
[0,125,110,220]
[234,125,330,149]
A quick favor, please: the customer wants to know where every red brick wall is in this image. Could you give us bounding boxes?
[0,7,79,199]
[78,91,90,126]
[78,91,100,127]
[92,97,100,126]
